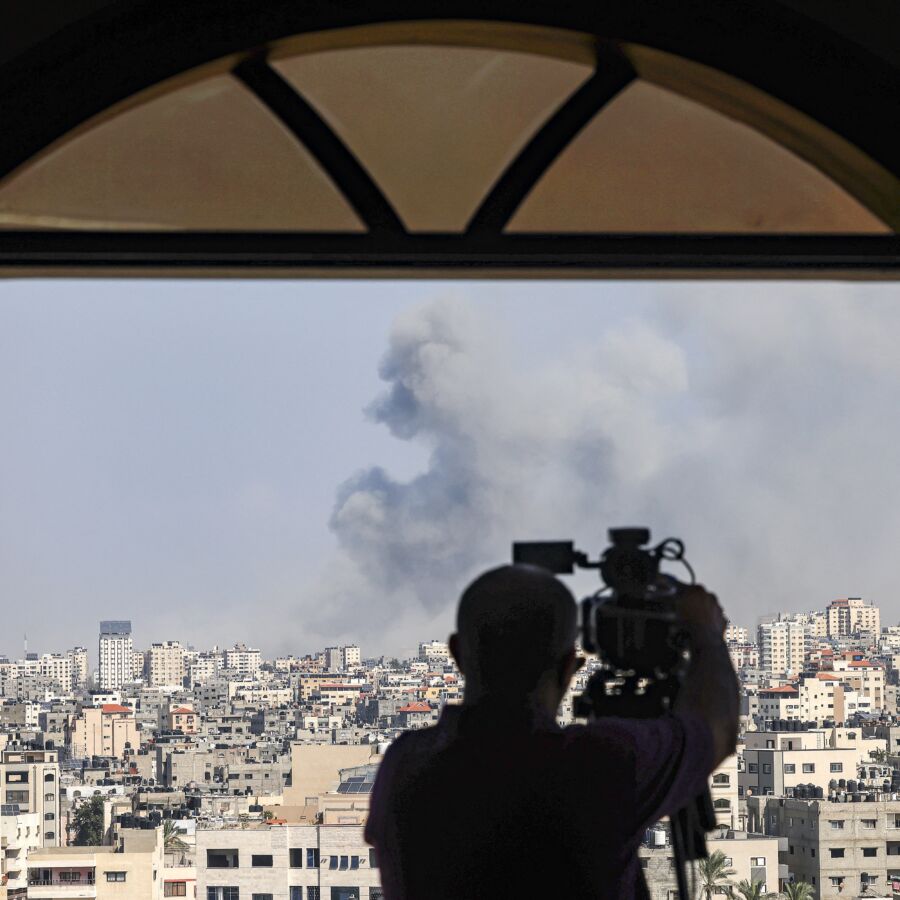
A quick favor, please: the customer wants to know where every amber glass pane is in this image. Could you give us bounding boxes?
[0,75,363,231]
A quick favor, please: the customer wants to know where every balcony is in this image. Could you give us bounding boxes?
[28,873,96,899]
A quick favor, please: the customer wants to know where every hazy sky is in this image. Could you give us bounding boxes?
[1,278,898,663]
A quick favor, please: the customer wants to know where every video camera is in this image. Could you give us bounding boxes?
[513,527,695,718]
[512,528,715,896]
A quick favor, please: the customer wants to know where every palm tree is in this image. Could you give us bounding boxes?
[730,879,776,900]
[162,820,189,853]
[696,850,736,899]
[781,881,815,900]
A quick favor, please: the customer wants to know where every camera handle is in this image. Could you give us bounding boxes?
[671,788,717,900]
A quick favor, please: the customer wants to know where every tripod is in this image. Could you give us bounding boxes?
[574,669,717,900]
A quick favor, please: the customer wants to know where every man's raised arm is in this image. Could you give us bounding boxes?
[673,585,740,767]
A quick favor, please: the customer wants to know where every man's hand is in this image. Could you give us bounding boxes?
[674,583,726,647]
[671,582,739,767]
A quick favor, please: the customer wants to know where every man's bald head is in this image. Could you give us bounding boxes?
[453,564,578,696]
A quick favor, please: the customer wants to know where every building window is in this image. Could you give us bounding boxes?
[252,895,273,900]
[207,850,239,869]
[750,857,766,866]
[369,849,378,869]
[290,890,303,900]
[165,884,187,896]
[6,772,28,784]
[762,764,772,775]
[712,774,730,786]
[784,764,795,773]
[306,849,319,869]
[829,820,845,830]
[207,888,239,900]
[44,793,55,802]
[863,819,877,828]
[106,872,127,882]
[350,856,359,870]
[6,790,29,804]
[59,873,82,882]
[713,799,731,811]
[45,832,54,839]
[289,849,303,868]
[830,763,843,773]
[251,856,273,868]
[830,849,845,858]
[802,763,815,773]
[329,890,359,900]
[863,847,877,857]
[748,764,758,774]
[339,856,349,870]
[306,890,320,900]
[370,891,384,900]
[765,740,775,749]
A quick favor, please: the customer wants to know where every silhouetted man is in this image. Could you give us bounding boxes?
[365,564,739,899]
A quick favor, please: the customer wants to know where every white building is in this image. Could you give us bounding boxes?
[224,645,260,678]
[725,625,748,644]
[0,810,43,897]
[147,641,185,688]
[418,641,450,665]
[38,655,73,693]
[188,653,222,687]
[67,647,89,689]
[827,598,880,638]
[198,824,382,900]
[341,646,361,670]
[98,621,134,691]
[758,617,807,675]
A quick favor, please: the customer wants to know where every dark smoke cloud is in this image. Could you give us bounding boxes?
[319,285,900,652]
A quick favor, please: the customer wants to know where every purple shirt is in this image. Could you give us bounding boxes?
[365,703,714,900]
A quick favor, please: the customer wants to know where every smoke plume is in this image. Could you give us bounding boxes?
[322,284,900,652]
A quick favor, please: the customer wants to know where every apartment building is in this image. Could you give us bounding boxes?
[340,648,361,671]
[222,648,260,679]
[0,750,60,848]
[198,824,382,900]
[165,708,198,736]
[417,641,450,665]
[639,830,784,899]
[725,625,748,644]
[323,649,343,673]
[187,657,222,689]
[757,686,802,724]
[69,706,139,761]
[710,755,740,829]
[147,644,185,689]
[758,617,807,675]
[827,598,880,638]
[740,732,858,800]
[1,811,43,900]
[67,649,89,690]
[27,828,163,900]
[748,794,900,898]
[37,657,72,694]
[832,658,885,709]
[728,643,759,671]
[99,623,134,691]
